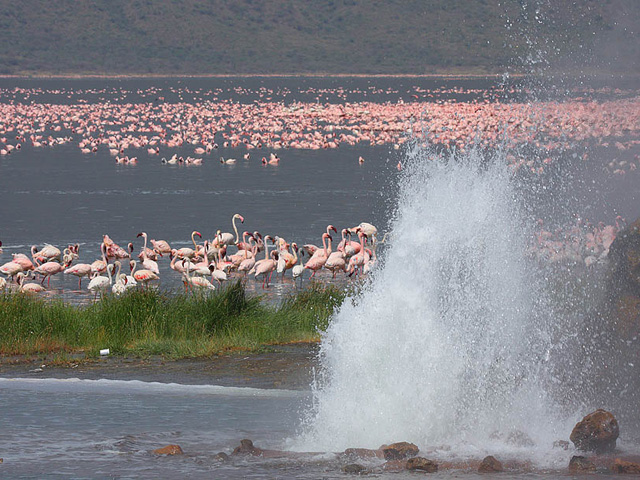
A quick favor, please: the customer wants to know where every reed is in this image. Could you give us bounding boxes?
[0,281,346,358]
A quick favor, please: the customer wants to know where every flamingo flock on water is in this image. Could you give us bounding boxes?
[0,214,382,298]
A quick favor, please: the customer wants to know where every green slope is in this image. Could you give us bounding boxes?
[0,0,637,75]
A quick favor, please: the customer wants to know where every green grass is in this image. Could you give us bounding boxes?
[0,280,347,359]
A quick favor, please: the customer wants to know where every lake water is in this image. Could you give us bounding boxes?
[1,76,640,477]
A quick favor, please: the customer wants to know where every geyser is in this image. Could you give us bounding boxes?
[297,143,575,455]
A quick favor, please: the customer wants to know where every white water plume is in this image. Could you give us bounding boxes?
[296,143,573,456]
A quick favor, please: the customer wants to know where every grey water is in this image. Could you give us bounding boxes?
[1,76,640,477]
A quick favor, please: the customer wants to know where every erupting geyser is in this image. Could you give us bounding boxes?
[297,142,576,456]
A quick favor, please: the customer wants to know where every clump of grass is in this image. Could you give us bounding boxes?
[0,281,346,358]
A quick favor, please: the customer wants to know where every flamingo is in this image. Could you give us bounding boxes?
[0,261,24,280]
[34,260,67,286]
[182,259,215,291]
[150,239,172,255]
[65,262,93,288]
[111,262,127,295]
[31,244,61,264]
[305,233,332,278]
[292,247,305,282]
[91,243,109,274]
[0,276,6,291]
[214,214,244,247]
[136,232,160,274]
[16,272,46,294]
[129,260,159,288]
[346,231,367,276]
[12,253,34,271]
[173,231,201,259]
[88,264,114,299]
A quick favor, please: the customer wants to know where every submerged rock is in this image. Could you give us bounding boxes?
[213,452,229,462]
[569,456,596,473]
[152,444,184,455]
[405,457,438,472]
[232,439,263,457]
[611,458,640,474]
[478,455,503,473]
[379,442,419,460]
[342,463,367,474]
[570,409,619,453]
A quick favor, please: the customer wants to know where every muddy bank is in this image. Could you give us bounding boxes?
[0,343,319,390]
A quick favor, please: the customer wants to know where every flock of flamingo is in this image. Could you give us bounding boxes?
[0,214,381,297]
[0,84,638,176]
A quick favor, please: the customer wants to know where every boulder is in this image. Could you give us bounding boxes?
[342,463,367,474]
[152,444,184,455]
[570,409,619,453]
[611,458,640,474]
[232,439,263,457]
[478,455,503,473]
[405,457,438,472]
[569,456,596,473]
[379,442,419,460]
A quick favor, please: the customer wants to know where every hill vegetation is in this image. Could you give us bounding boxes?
[0,0,638,75]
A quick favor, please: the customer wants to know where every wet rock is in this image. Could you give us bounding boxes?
[570,409,619,453]
[232,439,263,457]
[213,452,229,462]
[381,460,406,472]
[553,440,570,450]
[611,458,640,474]
[478,455,503,473]
[569,456,596,473]
[405,457,438,473]
[152,444,184,455]
[342,463,367,474]
[343,447,381,459]
[379,441,419,460]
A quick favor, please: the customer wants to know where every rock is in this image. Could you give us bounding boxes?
[611,458,640,474]
[553,440,570,450]
[405,457,438,473]
[569,456,596,473]
[232,439,263,457]
[152,444,184,455]
[570,409,619,453]
[343,448,381,459]
[478,455,503,473]
[213,452,229,462]
[342,463,367,474]
[379,441,419,460]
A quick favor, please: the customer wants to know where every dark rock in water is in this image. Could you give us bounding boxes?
[342,463,367,474]
[152,444,184,455]
[570,409,619,453]
[611,458,640,474]
[553,440,570,450]
[569,456,596,473]
[232,439,263,457]
[214,452,229,462]
[506,430,535,447]
[478,455,503,473]
[405,457,438,472]
[379,442,419,460]
[343,448,381,459]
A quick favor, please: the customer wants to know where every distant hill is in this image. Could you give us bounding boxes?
[0,0,638,75]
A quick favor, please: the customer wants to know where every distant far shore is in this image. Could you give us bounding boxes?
[1,71,635,80]
[0,72,509,79]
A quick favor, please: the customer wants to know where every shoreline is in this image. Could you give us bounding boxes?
[0,343,319,390]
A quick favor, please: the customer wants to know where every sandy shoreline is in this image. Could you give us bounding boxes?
[0,343,319,390]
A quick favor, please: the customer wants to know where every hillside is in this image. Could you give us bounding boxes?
[0,0,638,75]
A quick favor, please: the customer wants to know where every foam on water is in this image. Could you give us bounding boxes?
[295,142,577,462]
[0,377,303,398]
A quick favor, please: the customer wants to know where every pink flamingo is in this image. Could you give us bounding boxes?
[137,232,160,274]
[65,262,93,288]
[35,261,67,286]
[305,233,333,278]
[129,260,159,288]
